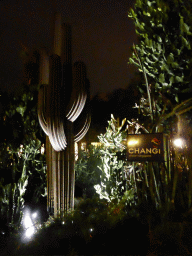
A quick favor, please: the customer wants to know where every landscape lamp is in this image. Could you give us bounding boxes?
[22,208,39,239]
[23,212,35,238]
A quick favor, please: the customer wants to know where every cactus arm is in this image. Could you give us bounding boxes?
[66,92,87,122]
[38,85,49,135]
[66,62,87,122]
[73,98,91,142]
[74,113,91,142]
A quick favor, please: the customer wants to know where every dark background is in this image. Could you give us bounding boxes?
[0,0,137,97]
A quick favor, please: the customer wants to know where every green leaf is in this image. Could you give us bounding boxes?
[155,82,161,89]
[147,71,156,78]
[171,62,179,69]
[16,106,26,116]
[143,10,151,17]
[180,16,192,35]
[183,23,191,34]
[181,36,191,49]
[128,8,137,19]
[160,62,174,75]
[147,1,152,6]
[167,53,174,64]
[159,73,165,83]
[180,16,185,34]
[146,57,155,64]
[129,57,141,68]
[162,83,169,88]
[148,39,153,48]
[157,36,162,43]
[169,76,174,85]
[157,43,162,52]
[175,94,179,102]
[152,54,159,61]
[175,76,183,83]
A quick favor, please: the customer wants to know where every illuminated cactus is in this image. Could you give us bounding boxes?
[38,14,90,217]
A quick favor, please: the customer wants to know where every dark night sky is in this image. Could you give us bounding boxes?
[0,0,137,97]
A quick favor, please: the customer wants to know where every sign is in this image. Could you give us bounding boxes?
[127,133,164,162]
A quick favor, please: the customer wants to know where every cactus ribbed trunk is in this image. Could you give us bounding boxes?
[38,13,91,217]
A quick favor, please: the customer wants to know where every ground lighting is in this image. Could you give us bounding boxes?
[22,208,39,239]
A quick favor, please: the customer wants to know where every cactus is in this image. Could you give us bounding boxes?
[38,14,91,217]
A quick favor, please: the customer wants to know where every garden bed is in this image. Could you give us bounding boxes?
[1,199,192,255]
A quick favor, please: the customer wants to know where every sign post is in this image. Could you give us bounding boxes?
[127,133,164,162]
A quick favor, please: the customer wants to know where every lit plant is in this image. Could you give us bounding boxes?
[94,0,192,219]
[75,145,102,198]
[0,84,46,230]
[127,0,192,217]
[94,115,142,207]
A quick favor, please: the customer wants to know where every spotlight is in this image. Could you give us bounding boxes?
[22,209,36,239]
[23,214,33,229]
[173,138,184,148]
[25,226,35,238]
[32,212,38,219]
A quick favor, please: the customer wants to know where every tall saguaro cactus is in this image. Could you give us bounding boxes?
[38,14,91,217]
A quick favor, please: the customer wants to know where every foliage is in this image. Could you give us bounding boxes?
[0,84,46,228]
[126,0,192,219]
[94,115,127,202]
[129,0,192,133]
[93,113,192,224]
[3,197,192,255]
[92,0,192,220]
[129,0,192,102]
[22,142,46,204]
[75,145,102,198]
[94,115,140,206]
[3,198,148,255]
